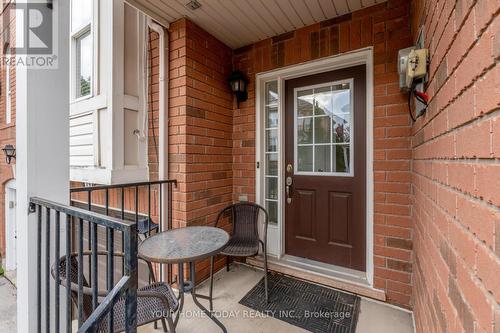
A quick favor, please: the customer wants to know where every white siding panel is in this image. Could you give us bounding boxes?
[70,156,95,166]
[304,0,328,22]
[318,0,339,17]
[259,0,296,32]
[347,0,363,12]
[289,0,316,25]
[174,0,247,47]
[70,133,94,146]
[201,1,255,46]
[245,0,287,35]
[70,113,95,167]
[274,0,306,28]
[333,0,351,15]
[132,0,387,48]
[361,0,377,7]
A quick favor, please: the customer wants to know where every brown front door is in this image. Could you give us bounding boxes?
[285,65,366,271]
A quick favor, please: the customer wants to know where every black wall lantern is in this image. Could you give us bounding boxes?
[2,144,15,164]
[228,70,248,108]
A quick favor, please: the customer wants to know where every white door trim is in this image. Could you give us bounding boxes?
[4,179,17,271]
[255,47,374,286]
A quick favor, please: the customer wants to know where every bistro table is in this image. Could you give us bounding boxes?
[138,226,229,332]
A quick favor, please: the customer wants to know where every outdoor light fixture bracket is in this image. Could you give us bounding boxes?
[2,144,16,164]
[228,70,249,108]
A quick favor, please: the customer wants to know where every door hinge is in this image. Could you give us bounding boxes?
[256,161,260,169]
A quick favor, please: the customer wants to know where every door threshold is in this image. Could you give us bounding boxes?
[247,255,385,302]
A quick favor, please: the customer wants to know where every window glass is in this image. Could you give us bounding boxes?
[75,31,92,98]
[295,82,352,175]
[264,81,279,225]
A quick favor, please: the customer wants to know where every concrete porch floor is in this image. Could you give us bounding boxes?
[140,264,414,333]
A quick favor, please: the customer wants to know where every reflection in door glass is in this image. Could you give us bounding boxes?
[295,82,352,175]
[297,89,314,116]
[298,146,313,172]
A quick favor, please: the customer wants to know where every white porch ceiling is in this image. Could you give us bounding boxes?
[126,0,387,49]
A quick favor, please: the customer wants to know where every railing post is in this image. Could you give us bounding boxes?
[124,224,138,332]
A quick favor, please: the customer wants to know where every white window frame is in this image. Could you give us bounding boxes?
[70,0,94,102]
[293,79,354,177]
[5,47,11,125]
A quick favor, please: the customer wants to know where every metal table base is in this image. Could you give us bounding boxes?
[174,262,227,333]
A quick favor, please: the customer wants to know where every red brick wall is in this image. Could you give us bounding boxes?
[148,29,160,182]
[168,19,234,279]
[233,1,414,308]
[0,2,15,261]
[411,0,499,332]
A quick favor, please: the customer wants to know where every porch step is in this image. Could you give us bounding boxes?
[246,256,386,302]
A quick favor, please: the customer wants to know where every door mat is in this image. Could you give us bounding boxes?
[239,273,360,333]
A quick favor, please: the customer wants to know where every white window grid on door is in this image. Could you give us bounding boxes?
[293,79,354,177]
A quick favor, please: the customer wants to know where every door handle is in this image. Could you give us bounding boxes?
[286,176,293,204]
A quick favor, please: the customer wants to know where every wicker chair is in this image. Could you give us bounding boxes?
[51,251,178,332]
[209,202,269,306]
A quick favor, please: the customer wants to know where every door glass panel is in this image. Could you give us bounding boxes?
[298,146,313,172]
[266,129,278,152]
[266,107,278,128]
[266,201,278,224]
[295,81,352,175]
[314,116,331,143]
[314,86,332,116]
[315,145,331,173]
[334,144,350,173]
[297,118,313,144]
[266,177,278,200]
[266,81,278,107]
[266,153,278,176]
[297,89,313,116]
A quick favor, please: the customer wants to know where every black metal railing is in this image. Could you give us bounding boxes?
[70,179,176,284]
[30,197,138,333]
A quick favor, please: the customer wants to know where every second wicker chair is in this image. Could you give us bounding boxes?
[209,202,270,307]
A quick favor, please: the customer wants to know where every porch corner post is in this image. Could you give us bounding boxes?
[15,0,70,332]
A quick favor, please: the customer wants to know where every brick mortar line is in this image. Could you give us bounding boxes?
[412,157,500,165]
[373,211,412,219]
[412,166,500,216]
[419,0,441,46]
[186,84,233,103]
[374,265,413,282]
[424,5,499,114]
[425,0,480,87]
[411,77,492,142]
[426,0,457,67]
[412,265,437,327]
[374,224,413,231]
[412,93,500,149]
[412,184,499,306]
[417,52,497,137]
[412,220,449,300]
